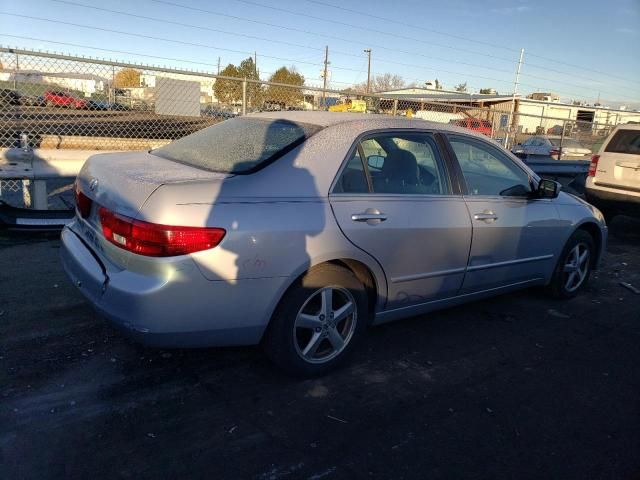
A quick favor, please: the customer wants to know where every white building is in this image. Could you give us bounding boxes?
[139,72,216,104]
[0,70,106,96]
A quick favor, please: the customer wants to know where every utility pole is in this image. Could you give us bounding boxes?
[364,49,372,94]
[254,51,257,77]
[217,57,221,75]
[322,45,329,107]
[505,48,524,148]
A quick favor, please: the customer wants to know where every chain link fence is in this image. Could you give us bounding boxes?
[1,47,635,210]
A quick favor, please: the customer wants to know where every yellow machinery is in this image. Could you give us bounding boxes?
[328,98,367,113]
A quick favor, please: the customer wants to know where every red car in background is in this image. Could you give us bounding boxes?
[44,91,87,109]
[450,117,493,136]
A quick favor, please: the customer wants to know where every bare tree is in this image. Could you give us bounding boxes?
[454,82,468,93]
[353,73,405,93]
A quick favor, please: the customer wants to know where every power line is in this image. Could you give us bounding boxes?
[148,0,639,95]
[0,12,328,68]
[142,0,639,99]
[0,34,356,86]
[4,8,635,102]
[299,0,640,86]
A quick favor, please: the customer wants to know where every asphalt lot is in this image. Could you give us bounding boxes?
[1,218,639,479]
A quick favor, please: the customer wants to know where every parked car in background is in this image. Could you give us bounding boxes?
[450,117,492,136]
[201,105,237,119]
[61,112,606,376]
[20,94,46,107]
[87,100,130,111]
[0,88,21,106]
[44,91,87,109]
[512,136,592,160]
[586,124,640,221]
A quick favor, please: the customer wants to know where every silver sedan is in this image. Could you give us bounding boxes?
[61,112,607,376]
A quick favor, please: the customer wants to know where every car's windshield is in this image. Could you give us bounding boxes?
[152,117,322,173]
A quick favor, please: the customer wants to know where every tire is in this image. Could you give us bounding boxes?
[547,230,595,298]
[263,264,369,377]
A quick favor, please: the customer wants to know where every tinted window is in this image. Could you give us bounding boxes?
[449,136,531,196]
[605,129,640,155]
[152,118,322,173]
[334,149,368,193]
[360,133,449,195]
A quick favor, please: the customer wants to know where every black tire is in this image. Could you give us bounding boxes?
[263,264,369,377]
[547,230,595,299]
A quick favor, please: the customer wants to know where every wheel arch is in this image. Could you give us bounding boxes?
[575,220,604,268]
[261,255,387,341]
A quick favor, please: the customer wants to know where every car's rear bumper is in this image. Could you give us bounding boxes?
[60,224,285,348]
[586,183,640,217]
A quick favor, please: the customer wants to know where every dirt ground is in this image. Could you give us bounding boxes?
[1,217,639,480]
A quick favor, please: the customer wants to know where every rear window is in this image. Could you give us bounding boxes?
[605,129,640,155]
[152,117,322,173]
[548,138,583,148]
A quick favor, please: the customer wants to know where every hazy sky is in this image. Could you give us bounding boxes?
[2,0,639,106]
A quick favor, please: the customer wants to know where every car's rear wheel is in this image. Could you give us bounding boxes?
[548,230,594,298]
[263,264,368,377]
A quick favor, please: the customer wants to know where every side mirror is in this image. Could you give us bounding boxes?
[537,179,560,199]
[367,155,385,169]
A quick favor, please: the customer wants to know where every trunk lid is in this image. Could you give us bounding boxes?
[77,151,232,219]
[74,151,232,262]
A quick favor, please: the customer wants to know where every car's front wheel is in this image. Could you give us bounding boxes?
[263,264,368,376]
[548,230,595,298]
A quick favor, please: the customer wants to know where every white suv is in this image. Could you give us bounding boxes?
[586,124,640,221]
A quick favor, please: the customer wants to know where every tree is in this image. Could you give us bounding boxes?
[265,66,305,106]
[114,68,141,88]
[434,78,442,90]
[238,57,263,108]
[479,88,497,94]
[353,73,405,93]
[214,64,242,105]
[454,82,468,93]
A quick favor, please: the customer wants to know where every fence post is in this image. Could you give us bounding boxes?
[242,79,247,116]
[392,99,398,116]
[559,119,566,160]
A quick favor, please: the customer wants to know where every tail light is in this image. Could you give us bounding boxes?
[588,154,600,177]
[98,207,225,257]
[549,148,561,160]
[75,184,92,218]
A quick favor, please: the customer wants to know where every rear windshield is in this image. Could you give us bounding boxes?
[152,117,322,173]
[605,129,640,155]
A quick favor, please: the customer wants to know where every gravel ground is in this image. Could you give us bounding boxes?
[1,217,639,480]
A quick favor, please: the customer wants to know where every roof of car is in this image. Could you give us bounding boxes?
[248,110,467,133]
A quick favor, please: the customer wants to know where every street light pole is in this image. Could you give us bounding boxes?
[364,49,371,94]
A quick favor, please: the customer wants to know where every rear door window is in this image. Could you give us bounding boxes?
[152,118,322,173]
[605,129,640,155]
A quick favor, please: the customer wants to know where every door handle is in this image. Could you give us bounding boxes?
[473,211,498,222]
[351,212,387,222]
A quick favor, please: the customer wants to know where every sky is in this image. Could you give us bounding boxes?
[1,0,639,107]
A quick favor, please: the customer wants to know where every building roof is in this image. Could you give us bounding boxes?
[248,110,486,137]
[378,91,515,103]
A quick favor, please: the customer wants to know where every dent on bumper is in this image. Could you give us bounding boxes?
[60,226,287,347]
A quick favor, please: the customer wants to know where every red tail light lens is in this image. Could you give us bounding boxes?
[588,154,600,177]
[549,148,560,160]
[99,207,225,257]
[75,185,92,218]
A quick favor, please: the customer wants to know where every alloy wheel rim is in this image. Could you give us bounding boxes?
[293,286,357,364]
[563,243,590,293]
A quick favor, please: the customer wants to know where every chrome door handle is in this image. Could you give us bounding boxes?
[473,211,498,222]
[351,213,387,222]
